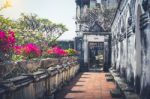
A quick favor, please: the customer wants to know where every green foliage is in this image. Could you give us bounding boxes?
[11,54,24,61]
[0,13,68,47]
[0,16,16,30]
[65,48,78,56]
[41,53,56,58]
[15,13,68,47]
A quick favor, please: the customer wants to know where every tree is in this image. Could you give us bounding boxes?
[0,12,68,51]
[0,16,17,30]
[15,13,68,48]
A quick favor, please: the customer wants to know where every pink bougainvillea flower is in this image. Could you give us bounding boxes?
[23,43,41,57]
[0,30,7,42]
[8,30,15,37]
[47,49,54,54]
[14,43,41,59]
[14,45,23,54]
[7,30,16,45]
[0,30,16,52]
[46,46,68,57]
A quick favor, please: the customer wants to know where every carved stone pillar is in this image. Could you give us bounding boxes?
[140,0,150,98]
[83,35,89,70]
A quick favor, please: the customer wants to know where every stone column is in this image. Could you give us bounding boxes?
[140,0,150,98]
[83,35,88,66]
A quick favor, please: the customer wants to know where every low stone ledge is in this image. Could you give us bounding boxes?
[17,59,41,73]
[109,68,140,99]
[0,62,18,80]
[0,57,79,99]
[55,65,64,73]
[124,91,140,99]
[33,70,49,81]
[48,67,58,76]
[0,57,77,80]
[106,76,114,82]
[40,58,58,69]
[0,75,33,92]
[105,73,112,77]
[110,89,123,98]
[0,85,7,95]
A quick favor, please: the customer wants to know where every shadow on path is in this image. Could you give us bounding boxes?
[54,72,116,99]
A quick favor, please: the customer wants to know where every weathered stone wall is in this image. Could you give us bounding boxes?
[0,57,79,99]
[0,57,75,80]
[111,0,150,98]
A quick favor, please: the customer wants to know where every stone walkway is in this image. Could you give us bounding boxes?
[55,72,116,99]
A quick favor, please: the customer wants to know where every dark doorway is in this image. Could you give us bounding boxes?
[88,42,104,71]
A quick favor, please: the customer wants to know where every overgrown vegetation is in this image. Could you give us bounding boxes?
[0,13,76,62]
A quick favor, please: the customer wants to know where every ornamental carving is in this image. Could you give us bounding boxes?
[128,16,132,26]
[140,13,149,30]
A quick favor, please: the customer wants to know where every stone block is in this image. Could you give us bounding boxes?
[110,89,123,98]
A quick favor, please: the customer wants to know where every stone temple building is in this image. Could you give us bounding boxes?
[75,0,150,98]
[75,0,118,71]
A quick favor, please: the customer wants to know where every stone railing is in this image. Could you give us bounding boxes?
[0,57,79,99]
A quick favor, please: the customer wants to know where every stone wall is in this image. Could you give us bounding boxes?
[0,57,75,80]
[111,0,150,98]
[0,57,79,99]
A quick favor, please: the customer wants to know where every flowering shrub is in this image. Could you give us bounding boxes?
[14,45,23,55]
[14,43,41,59]
[0,30,16,52]
[52,46,68,56]
[65,48,78,56]
[0,30,16,61]
[0,30,76,61]
[44,46,68,58]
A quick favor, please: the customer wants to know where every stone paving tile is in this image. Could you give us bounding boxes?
[55,72,116,99]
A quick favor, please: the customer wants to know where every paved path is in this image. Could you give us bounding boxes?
[55,72,116,99]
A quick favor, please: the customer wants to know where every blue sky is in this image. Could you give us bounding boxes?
[1,0,76,40]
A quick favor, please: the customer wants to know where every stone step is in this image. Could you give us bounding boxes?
[106,76,114,81]
[110,89,123,98]
[105,73,112,77]
[124,91,140,99]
